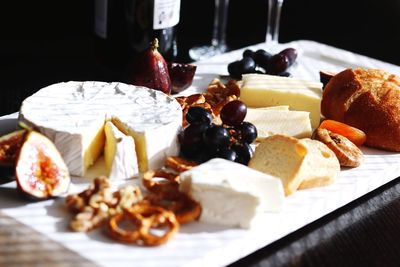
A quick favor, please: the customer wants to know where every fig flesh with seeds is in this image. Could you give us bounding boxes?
[0,129,28,167]
[16,131,70,199]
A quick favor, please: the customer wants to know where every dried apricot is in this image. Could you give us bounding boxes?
[319,119,366,146]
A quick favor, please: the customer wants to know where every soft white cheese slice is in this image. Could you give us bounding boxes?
[179,158,284,228]
[104,121,139,180]
[240,73,323,129]
[245,108,312,139]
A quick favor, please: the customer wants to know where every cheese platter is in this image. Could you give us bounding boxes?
[1,40,400,267]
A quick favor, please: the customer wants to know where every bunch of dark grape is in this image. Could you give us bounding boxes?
[178,100,257,165]
[227,47,298,79]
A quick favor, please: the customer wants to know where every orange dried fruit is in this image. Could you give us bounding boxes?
[319,119,366,146]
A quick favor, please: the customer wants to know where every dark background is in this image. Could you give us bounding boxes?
[0,0,399,116]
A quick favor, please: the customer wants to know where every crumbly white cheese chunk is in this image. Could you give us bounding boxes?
[179,158,284,228]
[19,81,182,177]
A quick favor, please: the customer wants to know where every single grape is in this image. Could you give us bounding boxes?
[242,49,255,59]
[254,49,272,69]
[203,125,231,148]
[236,121,257,144]
[240,57,256,74]
[215,147,237,162]
[220,100,247,126]
[267,54,290,74]
[279,48,298,66]
[186,106,212,125]
[231,142,253,165]
[180,122,210,146]
[227,60,243,79]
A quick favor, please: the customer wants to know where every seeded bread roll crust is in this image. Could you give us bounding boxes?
[321,68,400,152]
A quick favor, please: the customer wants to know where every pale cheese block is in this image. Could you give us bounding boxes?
[179,158,284,228]
[240,73,323,129]
[19,81,182,176]
[245,108,312,139]
[104,121,139,180]
[249,134,340,196]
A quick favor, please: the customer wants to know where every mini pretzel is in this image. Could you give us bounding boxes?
[145,192,201,225]
[165,156,198,173]
[108,203,179,246]
[142,169,180,198]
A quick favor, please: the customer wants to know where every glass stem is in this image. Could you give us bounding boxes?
[266,0,284,45]
[211,0,229,51]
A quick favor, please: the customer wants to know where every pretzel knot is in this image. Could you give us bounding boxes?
[145,192,201,225]
[142,169,180,198]
[108,203,179,246]
[165,156,197,173]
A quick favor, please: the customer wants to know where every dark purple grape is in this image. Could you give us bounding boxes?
[227,60,243,79]
[215,147,237,162]
[240,57,256,74]
[279,48,298,66]
[242,49,255,59]
[220,100,247,126]
[254,49,273,69]
[227,57,256,79]
[186,106,212,125]
[267,54,290,74]
[203,125,231,148]
[231,142,253,165]
[236,121,257,144]
[180,123,210,146]
[179,143,203,161]
[278,71,291,77]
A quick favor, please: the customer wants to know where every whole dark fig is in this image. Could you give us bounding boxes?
[129,38,171,95]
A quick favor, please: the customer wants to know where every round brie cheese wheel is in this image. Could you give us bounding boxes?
[19,81,182,177]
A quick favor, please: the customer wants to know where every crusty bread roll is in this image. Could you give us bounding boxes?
[321,68,400,151]
[248,134,340,196]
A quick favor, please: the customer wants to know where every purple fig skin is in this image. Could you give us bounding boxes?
[129,38,172,95]
[168,62,197,94]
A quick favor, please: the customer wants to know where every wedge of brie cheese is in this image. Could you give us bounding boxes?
[245,108,312,139]
[240,73,323,129]
[104,121,139,180]
[179,158,284,228]
[19,81,182,177]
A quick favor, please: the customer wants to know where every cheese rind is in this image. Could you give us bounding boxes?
[240,73,323,128]
[19,81,182,176]
[245,108,312,139]
[179,158,284,228]
[104,121,139,180]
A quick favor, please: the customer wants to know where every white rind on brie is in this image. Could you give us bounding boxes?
[104,121,139,180]
[19,81,182,177]
[179,158,285,228]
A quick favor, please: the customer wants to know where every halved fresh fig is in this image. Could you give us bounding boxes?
[0,129,28,166]
[15,131,70,199]
[168,62,197,94]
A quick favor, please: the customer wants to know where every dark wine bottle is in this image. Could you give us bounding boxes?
[93,0,180,72]
[93,0,130,72]
[124,0,180,62]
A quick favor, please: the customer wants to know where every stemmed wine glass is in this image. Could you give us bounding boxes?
[266,0,284,47]
[189,0,230,61]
